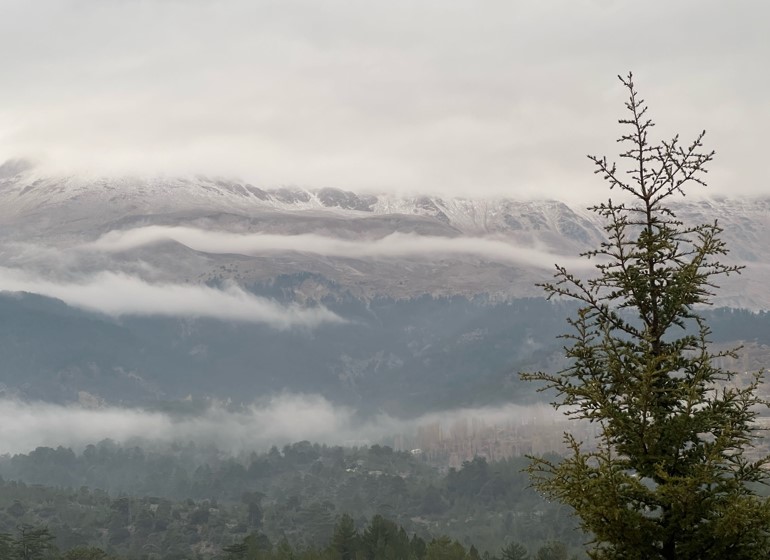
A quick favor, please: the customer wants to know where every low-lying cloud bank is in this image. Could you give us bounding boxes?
[0,268,343,328]
[87,226,589,270]
[0,395,568,456]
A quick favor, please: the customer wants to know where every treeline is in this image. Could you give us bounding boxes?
[0,517,578,560]
[705,307,770,342]
[0,441,584,557]
[220,514,578,560]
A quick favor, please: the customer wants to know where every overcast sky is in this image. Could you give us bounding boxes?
[0,0,767,199]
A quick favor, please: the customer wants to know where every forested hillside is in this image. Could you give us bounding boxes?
[0,441,583,558]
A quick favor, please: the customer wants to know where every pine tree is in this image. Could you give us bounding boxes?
[62,547,110,560]
[523,73,770,560]
[331,513,359,560]
[500,541,529,560]
[534,542,569,560]
[0,533,15,560]
[14,525,55,560]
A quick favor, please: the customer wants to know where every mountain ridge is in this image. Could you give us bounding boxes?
[0,160,768,308]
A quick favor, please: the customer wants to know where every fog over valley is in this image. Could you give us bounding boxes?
[87,226,588,271]
[0,396,565,457]
[0,268,344,327]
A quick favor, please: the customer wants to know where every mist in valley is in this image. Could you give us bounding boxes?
[0,395,565,457]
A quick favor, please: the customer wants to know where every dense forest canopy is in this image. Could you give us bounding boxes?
[0,440,583,559]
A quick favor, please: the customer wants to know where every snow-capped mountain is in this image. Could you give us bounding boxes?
[0,159,601,239]
[0,160,768,407]
[0,159,767,308]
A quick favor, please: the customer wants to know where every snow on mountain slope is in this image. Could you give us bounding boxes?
[0,159,767,308]
[0,160,605,247]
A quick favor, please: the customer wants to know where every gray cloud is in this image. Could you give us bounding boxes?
[0,1,766,199]
[87,226,590,270]
[0,267,343,328]
[0,395,568,456]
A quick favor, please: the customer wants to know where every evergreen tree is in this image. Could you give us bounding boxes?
[523,73,770,559]
[14,525,56,560]
[360,515,413,560]
[410,533,427,560]
[62,547,110,560]
[274,537,295,560]
[0,532,15,559]
[533,542,569,560]
[222,541,249,560]
[331,513,359,560]
[425,536,467,560]
[500,541,529,560]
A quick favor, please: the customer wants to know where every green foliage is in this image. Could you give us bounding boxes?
[533,542,570,560]
[0,442,580,556]
[360,515,403,559]
[500,542,529,560]
[523,73,770,559]
[61,548,110,560]
[331,514,358,560]
[223,541,249,560]
[425,536,468,560]
[0,446,582,559]
[0,532,17,558]
[0,514,574,560]
[219,515,466,560]
[15,525,56,560]
[0,526,60,560]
